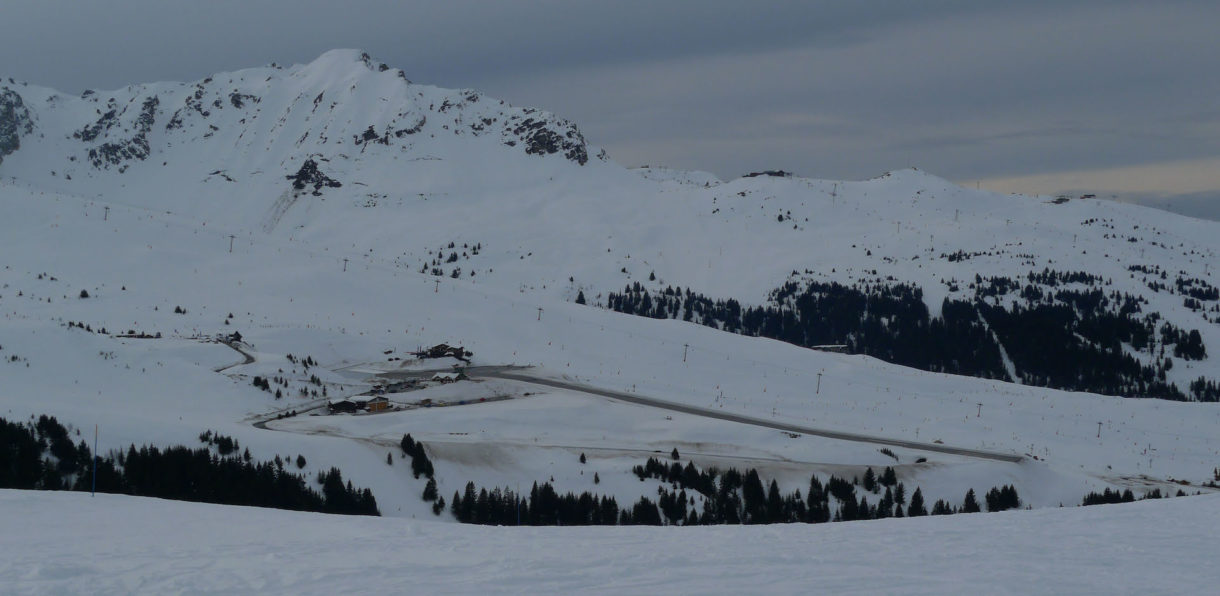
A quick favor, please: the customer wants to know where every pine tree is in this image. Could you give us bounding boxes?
[862,467,877,492]
[422,478,438,502]
[460,482,477,522]
[877,487,893,518]
[986,484,1021,511]
[766,480,785,523]
[410,443,434,479]
[881,466,897,487]
[930,499,953,515]
[742,469,767,523]
[907,487,927,517]
[962,488,981,513]
[858,495,872,519]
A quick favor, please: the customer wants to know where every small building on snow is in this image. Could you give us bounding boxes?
[431,372,468,384]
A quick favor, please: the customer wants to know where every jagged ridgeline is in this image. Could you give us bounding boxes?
[605,269,1214,401]
[0,49,595,183]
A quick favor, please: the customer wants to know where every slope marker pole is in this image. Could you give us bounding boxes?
[92,424,98,497]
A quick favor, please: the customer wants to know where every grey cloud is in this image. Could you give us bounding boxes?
[1,0,1218,200]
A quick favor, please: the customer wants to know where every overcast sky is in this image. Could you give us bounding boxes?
[3,0,1218,216]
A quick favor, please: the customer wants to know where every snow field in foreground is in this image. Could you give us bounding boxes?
[2,489,1216,595]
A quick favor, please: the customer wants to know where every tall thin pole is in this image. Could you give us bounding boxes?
[1097,422,1102,438]
[683,343,689,362]
[103,206,109,221]
[537,307,543,321]
[434,279,440,293]
[92,424,98,497]
[977,403,982,417]
[228,234,235,253]
[816,373,822,394]
[342,258,348,272]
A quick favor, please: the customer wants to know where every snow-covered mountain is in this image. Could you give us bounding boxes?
[4,49,1216,402]
[2,51,1219,573]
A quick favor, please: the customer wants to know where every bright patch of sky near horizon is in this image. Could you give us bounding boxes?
[1,0,1217,215]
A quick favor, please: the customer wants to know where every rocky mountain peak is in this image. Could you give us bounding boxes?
[0,87,35,166]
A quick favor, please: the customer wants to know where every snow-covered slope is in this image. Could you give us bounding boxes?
[4,489,1217,595]
[631,164,723,186]
[2,50,1219,531]
[3,50,1216,401]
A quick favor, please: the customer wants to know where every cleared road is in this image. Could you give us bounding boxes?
[487,371,1024,464]
[377,364,528,381]
[214,341,256,372]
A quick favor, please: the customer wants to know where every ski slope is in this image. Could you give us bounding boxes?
[3,489,1216,595]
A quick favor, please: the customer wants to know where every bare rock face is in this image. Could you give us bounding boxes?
[286,159,342,195]
[0,88,34,166]
[508,114,589,165]
[76,95,160,170]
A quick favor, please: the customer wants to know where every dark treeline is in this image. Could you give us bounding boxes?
[450,481,623,525]
[1080,487,1165,506]
[631,457,1022,523]
[1173,275,1220,302]
[1189,377,1220,402]
[604,269,1213,400]
[0,415,378,516]
[448,457,1023,527]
